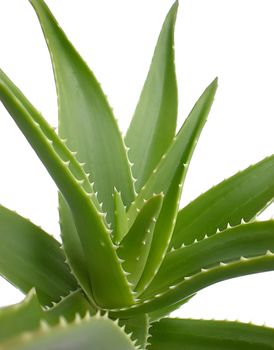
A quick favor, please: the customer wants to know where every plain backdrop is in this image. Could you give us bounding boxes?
[0,0,274,326]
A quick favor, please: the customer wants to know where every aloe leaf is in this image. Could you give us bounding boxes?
[0,289,92,344]
[148,295,194,323]
[144,221,274,296]
[29,0,135,227]
[0,70,134,308]
[113,188,128,244]
[171,155,274,248]
[148,318,274,349]
[117,194,163,287]
[3,313,137,350]
[119,314,149,349]
[111,250,274,317]
[58,195,93,302]
[127,78,218,226]
[133,79,218,293]
[0,290,42,344]
[46,290,94,323]
[0,205,77,306]
[125,1,178,193]
[135,163,186,293]
[0,69,96,210]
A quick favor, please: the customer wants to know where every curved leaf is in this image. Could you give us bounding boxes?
[113,188,128,244]
[135,163,186,293]
[127,78,218,227]
[3,313,137,350]
[148,295,194,323]
[149,318,274,349]
[0,289,92,344]
[58,195,94,303]
[145,221,274,295]
[111,251,274,316]
[0,69,134,308]
[0,205,77,306]
[118,194,163,287]
[0,290,42,344]
[120,314,149,349]
[46,290,94,323]
[171,155,274,248]
[29,0,135,226]
[125,1,178,192]
[132,78,218,293]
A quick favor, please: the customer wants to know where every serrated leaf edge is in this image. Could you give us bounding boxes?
[109,249,274,315]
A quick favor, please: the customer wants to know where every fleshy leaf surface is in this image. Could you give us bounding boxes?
[58,194,93,303]
[46,290,94,323]
[113,188,128,244]
[29,0,135,226]
[120,314,149,349]
[118,194,163,286]
[132,78,217,293]
[144,221,274,296]
[0,289,92,344]
[127,78,218,227]
[148,295,194,323]
[125,1,178,192]
[0,69,134,308]
[3,313,137,350]
[135,163,186,293]
[111,251,274,316]
[171,155,274,248]
[148,318,274,349]
[0,205,77,306]
[0,290,42,344]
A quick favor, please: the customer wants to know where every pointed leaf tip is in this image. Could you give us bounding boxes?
[29,0,135,227]
[172,0,179,12]
[209,76,218,91]
[125,0,179,192]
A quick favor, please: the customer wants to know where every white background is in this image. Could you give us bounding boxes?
[0,0,274,326]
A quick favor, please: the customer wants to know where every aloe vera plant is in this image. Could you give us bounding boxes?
[0,0,274,349]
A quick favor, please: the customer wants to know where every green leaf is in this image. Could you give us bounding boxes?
[58,194,94,303]
[148,318,274,349]
[111,247,274,316]
[0,289,92,344]
[0,69,134,308]
[119,314,149,349]
[127,78,218,227]
[117,194,163,287]
[144,221,274,296]
[0,69,96,210]
[135,163,186,293]
[0,205,77,306]
[132,78,218,293]
[148,295,194,323]
[125,1,178,192]
[29,0,135,226]
[46,290,94,324]
[3,313,137,350]
[0,290,42,344]
[171,155,274,248]
[113,188,128,244]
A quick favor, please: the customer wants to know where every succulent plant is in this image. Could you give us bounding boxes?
[0,0,274,349]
